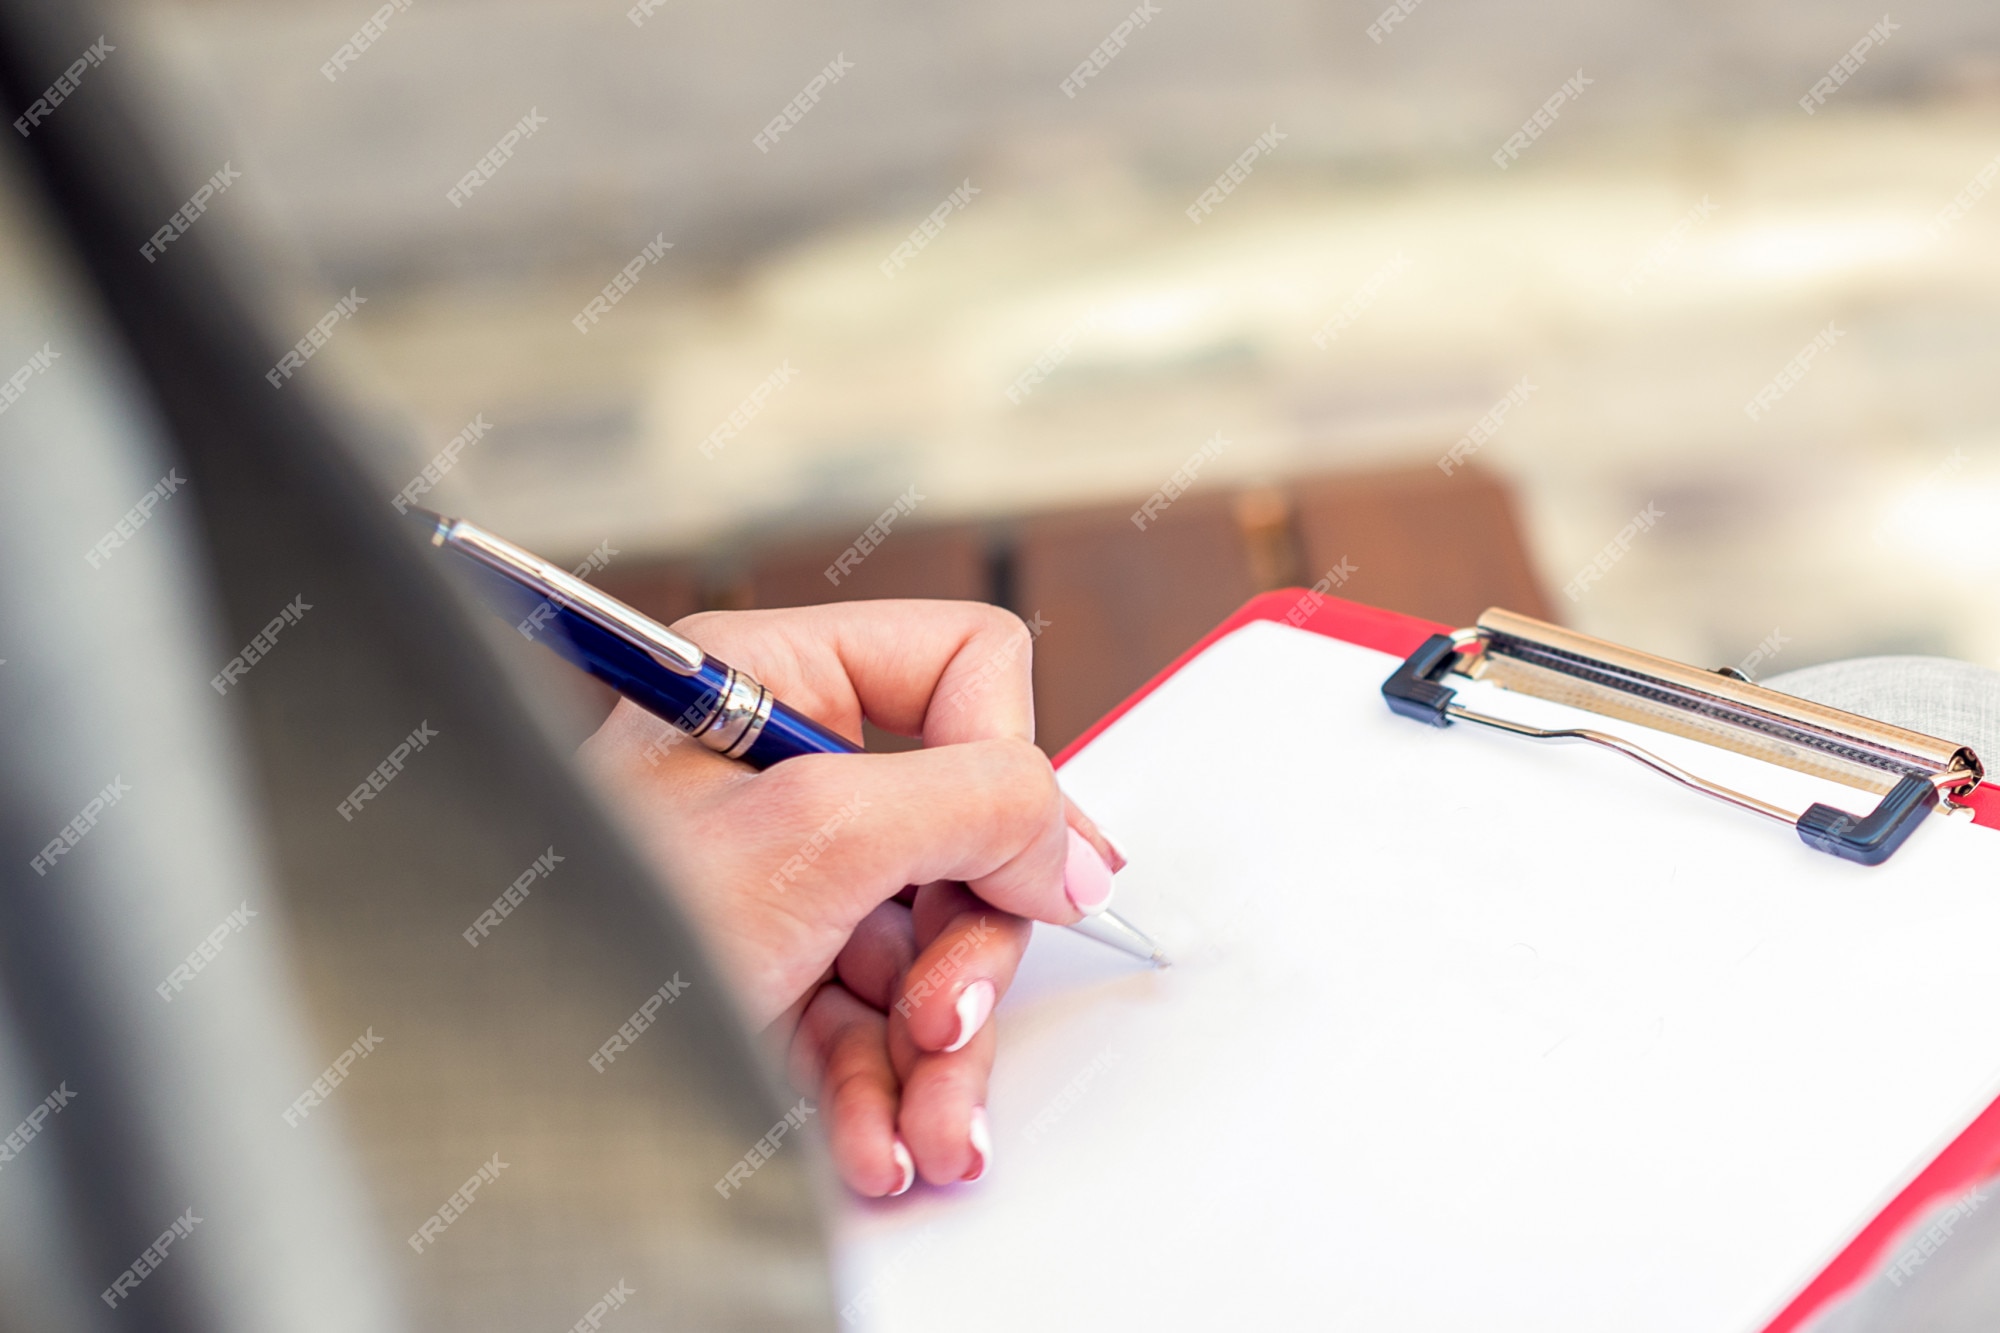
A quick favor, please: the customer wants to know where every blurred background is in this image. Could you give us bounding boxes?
[84,0,2000,748]
[3,5,1999,1328]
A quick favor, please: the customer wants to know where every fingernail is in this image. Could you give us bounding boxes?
[1094,821,1131,872]
[963,1106,991,1182]
[1063,826,1115,916]
[944,978,995,1053]
[890,1136,915,1196]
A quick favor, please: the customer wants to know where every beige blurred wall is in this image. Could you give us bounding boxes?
[86,0,2000,671]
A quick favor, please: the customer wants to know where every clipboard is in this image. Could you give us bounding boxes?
[836,591,2000,1332]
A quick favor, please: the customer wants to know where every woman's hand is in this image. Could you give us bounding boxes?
[577,600,1123,1194]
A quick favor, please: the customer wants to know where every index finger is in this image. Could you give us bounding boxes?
[670,600,1038,747]
[668,601,1123,870]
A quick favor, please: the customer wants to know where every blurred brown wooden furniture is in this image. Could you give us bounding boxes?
[1013,490,1266,756]
[743,525,992,609]
[1290,470,1553,629]
[582,465,1552,756]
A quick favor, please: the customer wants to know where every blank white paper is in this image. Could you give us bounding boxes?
[834,621,2000,1332]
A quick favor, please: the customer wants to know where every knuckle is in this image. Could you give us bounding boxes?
[975,604,1033,651]
[669,609,727,640]
[825,1065,882,1122]
[974,737,1060,830]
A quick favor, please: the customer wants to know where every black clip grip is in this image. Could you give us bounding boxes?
[1796,775,1939,867]
[1381,634,1462,726]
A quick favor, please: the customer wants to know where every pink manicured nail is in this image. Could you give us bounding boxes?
[1093,821,1131,872]
[945,979,995,1053]
[890,1136,915,1196]
[963,1106,991,1182]
[1063,826,1115,916]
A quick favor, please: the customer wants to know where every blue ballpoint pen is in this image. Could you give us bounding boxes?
[417,510,1168,966]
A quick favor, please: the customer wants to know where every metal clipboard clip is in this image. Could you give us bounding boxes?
[1383,609,1984,866]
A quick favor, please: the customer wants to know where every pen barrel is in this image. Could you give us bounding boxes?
[544,601,729,742]
[440,543,858,768]
[431,517,864,768]
[740,699,863,768]
[434,546,711,734]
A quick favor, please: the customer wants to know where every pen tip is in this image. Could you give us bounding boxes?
[1150,949,1172,968]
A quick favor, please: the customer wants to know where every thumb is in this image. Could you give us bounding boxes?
[720,738,1106,933]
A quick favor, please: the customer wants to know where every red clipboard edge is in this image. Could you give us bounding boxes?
[1766,1100,2000,1332]
[1049,589,1446,771]
[1051,589,2000,1329]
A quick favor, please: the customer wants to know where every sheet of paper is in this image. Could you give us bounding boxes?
[834,621,2000,1332]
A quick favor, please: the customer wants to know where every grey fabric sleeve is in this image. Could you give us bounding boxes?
[1762,657,2000,768]
[0,2,837,1327]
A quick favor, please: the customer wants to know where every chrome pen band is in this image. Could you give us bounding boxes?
[696,668,776,760]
